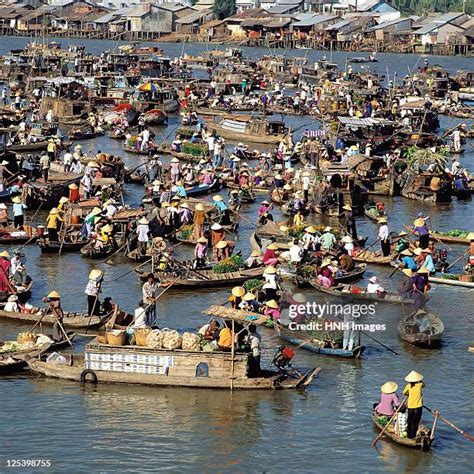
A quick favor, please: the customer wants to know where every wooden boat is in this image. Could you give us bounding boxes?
[0,332,75,375]
[364,204,386,222]
[0,308,109,330]
[430,231,471,245]
[153,266,265,289]
[314,204,343,218]
[6,141,49,153]
[28,340,321,390]
[352,250,395,266]
[398,310,444,348]
[0,188,20,202]
[306,283,418,305]
[80,243,117,259]
[0,229,36,245]
[275,324,365,358]
[372,411,435,451]
[295,264,367,288]
[429,274,474,288]
[205,115,289,145]
[123,146,153,156]
[37,239,86,253]
[185,179,222,197]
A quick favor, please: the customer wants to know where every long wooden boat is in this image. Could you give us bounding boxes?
[28,341,321,390]
[205,115,288,145]
[6,141,48,152]
[225,181,270,194]
[156,266,265,289]
[430,231,471,245]
[398,310,444,348]
[372,410,435,451]
[80,243,117,259]
[429,274,474,288]
[306,283,418,305]
[275,324,365,358]
[352,250,396,266]
[0,331,75,375]
[37,239,86,253]
[0,308,109,330]
[185,179,222,197]
[295,264,367,288]
[0,230,37,245]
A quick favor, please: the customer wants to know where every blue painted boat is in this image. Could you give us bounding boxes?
[275,324,365,358]
[185,179,222,197]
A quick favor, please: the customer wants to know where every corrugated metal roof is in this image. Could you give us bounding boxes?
[367,17,412,31]
[325,19,352,30]
[293,14,337,28]
[413,23,439,35]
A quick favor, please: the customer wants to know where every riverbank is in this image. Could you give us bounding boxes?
[0,27,472,57]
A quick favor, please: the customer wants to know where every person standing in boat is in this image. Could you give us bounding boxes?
[194,236,208,268]
[136,217,150,256]
[413,216,430,249]
[412,267,430,311]
[85,269,103,318]
[210,223,225,260]
[43,290,65,343]
[193,203,206,240]
[142,273,158,327]
[378,218,391,257]
[0,251,11,293]
[46,208,63,242]
[11,196,27,229]
[403,371,425,439]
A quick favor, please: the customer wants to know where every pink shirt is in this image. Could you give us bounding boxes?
[264,307,281,320]
[194,243,207,259]
[375,392,400,416]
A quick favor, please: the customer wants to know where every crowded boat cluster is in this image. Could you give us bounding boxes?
[0,40,473,451]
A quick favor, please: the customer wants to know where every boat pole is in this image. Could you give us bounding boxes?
[372,397,407,447]
[444,249,469,272]
[104,241,129,264]
[56,317,73,348]
[423,405,474,443]
[111,257,152,282]
[230,318,235,391]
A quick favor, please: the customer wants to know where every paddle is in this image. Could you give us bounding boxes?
[56,317,73,347]
[112,257,153,282]
[444,249,469,273]
[104,241,128,264]
[423,405,474,443]
[372,397,408,447]
[357,238,381,257]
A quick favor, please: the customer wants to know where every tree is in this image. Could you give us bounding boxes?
[213,0,236,20]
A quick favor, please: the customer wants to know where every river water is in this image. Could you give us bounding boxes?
[0,37,473,472]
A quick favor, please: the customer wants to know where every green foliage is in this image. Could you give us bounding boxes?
[181,142,208,157]
[398,0,472,15]
[213,0,236,20]
[213,255,244,273]
[403,146,447,172]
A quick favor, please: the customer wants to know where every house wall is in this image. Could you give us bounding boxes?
[228,23,246,37]
[419,24,464,45]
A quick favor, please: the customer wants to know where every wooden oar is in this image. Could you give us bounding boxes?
[372,397,408,447]
[423,405,474,443]
[112,257,153,282]
[357,238,381,257]
[56,318,73,347]
[104,241,128,264]
[444,249,469,272]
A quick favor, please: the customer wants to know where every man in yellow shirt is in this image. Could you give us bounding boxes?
[218,322,234,352]
[403,370,425,439]
[46,208,63,242]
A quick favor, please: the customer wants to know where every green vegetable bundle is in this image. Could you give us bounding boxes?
[213,255,244,273]
[181,142,208,157]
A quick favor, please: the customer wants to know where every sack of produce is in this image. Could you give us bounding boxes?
[20,341,36,350]
[146,329,163,349]
[162,330,182,350]
[182,332,201,351]
[135,328,152,346]
[36,335,53,347]
[17,332,36,344]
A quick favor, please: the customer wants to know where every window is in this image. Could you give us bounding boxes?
[196,362,209,377]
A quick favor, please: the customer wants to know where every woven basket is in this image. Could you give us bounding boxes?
[17,332,36,344]
[135,328,152,346]
[106,330,126,346]
[96,333,108,344]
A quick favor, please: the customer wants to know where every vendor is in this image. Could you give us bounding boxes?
[43,290,64,342]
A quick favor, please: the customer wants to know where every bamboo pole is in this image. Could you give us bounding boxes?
[230,319,235,391]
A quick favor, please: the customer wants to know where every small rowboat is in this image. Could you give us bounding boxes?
[0,231,36,245]
[295,264,367,288]
[352,250,395,266]
[429,274,474,288]
[80,243,117,259]
[37,239,86,253]
[0,332,74,375]
[364,204,386,222]
[0,279,33,303]
[398,310,444,348]
[225,181,270,194]
[185,179,222,197]
[430,231,471,245]
[152,266,265,289]
[0,308,109,329]
[306,283,419,305]
[372,411,435,451]
[275,324,365,358]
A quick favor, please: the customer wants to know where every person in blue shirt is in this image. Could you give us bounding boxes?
[213,194,231,225]
[174,181,187,198]
[420,248,436,274]
[399,249,417,271]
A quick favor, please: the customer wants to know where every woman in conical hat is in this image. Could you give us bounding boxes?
[375,381,400,417]
[43,290,65,343]
[403,371,425,439]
